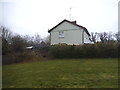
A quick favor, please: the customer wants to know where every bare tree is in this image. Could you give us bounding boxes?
[114,32,120,43]
[43,35,50,45]
[98,32,108,43]
[107,32,114,41]
[91,32,98,43]
[1,26,13,54]
[11,35,28,52]
[1,26,12,41]
[34,33,42,44]
[23,35,35,45]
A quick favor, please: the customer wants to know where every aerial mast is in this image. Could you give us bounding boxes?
[69,7,72,21]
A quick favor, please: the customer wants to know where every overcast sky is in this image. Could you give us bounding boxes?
[0,0,119,38]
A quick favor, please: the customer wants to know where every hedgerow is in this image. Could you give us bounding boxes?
[48,43,119,59]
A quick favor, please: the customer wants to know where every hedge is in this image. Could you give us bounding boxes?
[48,43,119,59]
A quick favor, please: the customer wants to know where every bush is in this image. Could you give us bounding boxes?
[48,43,118,59]
[2,51,46,65]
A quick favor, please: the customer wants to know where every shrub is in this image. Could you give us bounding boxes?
[49,43,118,59]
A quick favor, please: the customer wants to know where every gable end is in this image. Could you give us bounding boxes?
[48,19,90,36]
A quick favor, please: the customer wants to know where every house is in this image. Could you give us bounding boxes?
[48,19,91,45]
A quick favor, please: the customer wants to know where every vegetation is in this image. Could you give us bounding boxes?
[1,26,118,88]
[49,43,119,59]
[3,58,118,88]
[1,26,50,64]
[1,26,119,64]
[90,32,120,43]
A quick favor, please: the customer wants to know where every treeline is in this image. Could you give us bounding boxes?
[1,26,120,64]
[49,43,119,59]
[2,26,50,55]
[1,26,50,64]
[91,32,120,43]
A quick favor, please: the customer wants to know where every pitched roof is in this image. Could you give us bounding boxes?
[48,19,90,36]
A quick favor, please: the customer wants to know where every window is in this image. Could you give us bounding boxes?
[59,31,64,38]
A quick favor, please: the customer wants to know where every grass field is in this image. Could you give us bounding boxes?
[3,58,118,88]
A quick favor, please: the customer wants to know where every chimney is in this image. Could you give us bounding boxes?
[71,21,76,24]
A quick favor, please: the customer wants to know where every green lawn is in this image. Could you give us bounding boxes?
[3,58,118,88]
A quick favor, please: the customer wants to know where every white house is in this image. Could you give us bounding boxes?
[48,19,91,45]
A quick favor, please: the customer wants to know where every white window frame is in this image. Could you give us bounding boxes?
[59,31,64,38]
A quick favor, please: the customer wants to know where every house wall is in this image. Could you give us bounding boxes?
[84,31,91,43]
[50,21,84,45]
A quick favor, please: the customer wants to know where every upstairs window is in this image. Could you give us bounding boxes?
[59,31,64,38]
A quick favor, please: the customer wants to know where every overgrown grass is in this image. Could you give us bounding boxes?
[3,58,118,88]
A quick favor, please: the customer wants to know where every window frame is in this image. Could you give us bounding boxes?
[59,31,64,38]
